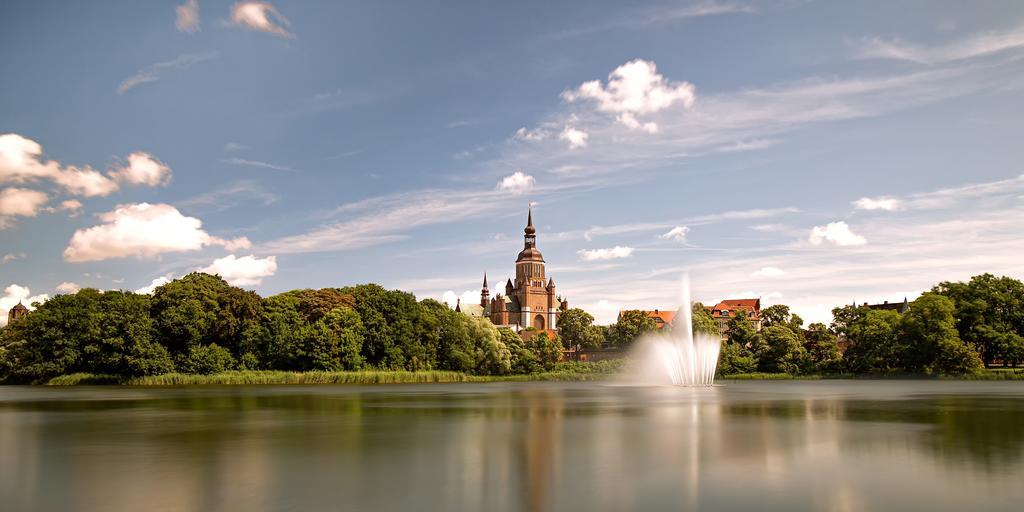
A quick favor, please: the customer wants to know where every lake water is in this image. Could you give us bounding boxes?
[1,381,1023,511]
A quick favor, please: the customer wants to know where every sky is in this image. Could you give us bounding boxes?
[2,0,1024,326]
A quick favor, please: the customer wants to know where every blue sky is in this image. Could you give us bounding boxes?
[3,0,1024,325]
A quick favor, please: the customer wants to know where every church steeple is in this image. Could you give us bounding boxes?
[524,207,536,247]
[481,273,490,308]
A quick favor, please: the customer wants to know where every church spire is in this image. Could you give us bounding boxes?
[525,207,535,235]
[482,272,489,290]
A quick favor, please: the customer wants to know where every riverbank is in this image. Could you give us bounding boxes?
[38,362,1024,386]
[44,360,627,386]
[721,369,1024,380]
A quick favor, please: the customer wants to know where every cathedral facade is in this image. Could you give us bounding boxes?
[480,209,567,332]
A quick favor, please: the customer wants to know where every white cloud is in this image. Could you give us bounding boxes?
[176,0,200,33]
[513,127,549,142]
[63,203,250,262]
[562,59,695,133]
[809,221,867,247]
[855,23,1024,64]
[0,133,119,197]
[223,142,248,152]
[659,225,689,242]
[118,52,218,95]
[1,133,172,197]
[1,284,49,327]
[55,282,81,294]
[110,152,172,186]
[560,125,589,149]
[135,275,173,295]
[230,1,294,38]
[497,171,536,195]
[222,157,296,172]
[441,290,479,310]
[751,267,785,278]
[578,246,635,261]
[2,253,24,264]
[853,196,903,211]
[199,254,277,286]
[0,187,48,218]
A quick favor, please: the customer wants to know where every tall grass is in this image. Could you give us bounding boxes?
[45,361,628,386]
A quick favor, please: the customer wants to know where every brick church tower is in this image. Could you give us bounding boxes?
[481,208,567,332]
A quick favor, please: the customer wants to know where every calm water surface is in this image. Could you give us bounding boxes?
[1,380,1023,511]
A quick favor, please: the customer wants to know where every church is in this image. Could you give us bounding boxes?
[476,208,568,333]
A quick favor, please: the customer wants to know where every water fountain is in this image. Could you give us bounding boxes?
[634,275,721,386]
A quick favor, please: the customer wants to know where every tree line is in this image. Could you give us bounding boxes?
[557,273,1024,376]
[0,273,562,383]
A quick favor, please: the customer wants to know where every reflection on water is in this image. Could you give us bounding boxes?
[1,381,1023,511]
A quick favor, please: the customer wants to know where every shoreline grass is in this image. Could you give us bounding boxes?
[41,363,1024,386]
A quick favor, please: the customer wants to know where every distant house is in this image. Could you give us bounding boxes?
[708,298,763,338]
[860,298,910,314]
[619,309,678,330]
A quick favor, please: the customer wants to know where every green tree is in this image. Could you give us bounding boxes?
[530,331,563,371]
[843,309,903,374]
[502,328,542,374]
[717,341,756,375]
[305,307,366,371]
[557,308,603,357]
[178,343,236,374]
[690,302,718,337]
[933,274,1024,366]
[757,325,807,374]
[465,315,511,375]
[804,322,840,372]
[150,273,263,360]
[608,310,656,347]
[899,293,983,374]
[1,289,172,382]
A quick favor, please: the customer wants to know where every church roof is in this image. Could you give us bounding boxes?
[516,246,545,262]
[10,301,28,311]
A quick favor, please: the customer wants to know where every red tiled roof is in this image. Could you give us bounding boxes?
[645,310,677,328]
[710,298,761,319]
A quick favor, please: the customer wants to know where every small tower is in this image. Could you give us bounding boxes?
[7,301,29,325]
[455,298,462,313]
[480,273,490,308]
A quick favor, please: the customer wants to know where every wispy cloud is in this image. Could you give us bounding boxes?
[854,23,1024,64]
[545,1,753,41]
[177,180,279,212]
[176,0,200,33]
[222,157,296,172]
[118,52,218,95]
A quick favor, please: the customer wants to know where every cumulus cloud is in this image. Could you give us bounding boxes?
[853,196,902,211]
[751,267,785,278]
[230,1,294,38]
[441,290,479,310]
[42,199,83,216]
[199,254,277,286]
[497,171,536,195]
[63,203,251,262]
[562,59,695,133]
[578,246,635,261]
[55,282,81,294]
[118,52,218,95]
[2,253,24,264]
[1,284,49,327]
[135,275,173,295]
[0,187,48,218]
[110,152,172,187]
[809,221,867,246]
[1,133,172,197]
[560,125,589,149]
[176,0,200,33]
[659,225,689,242]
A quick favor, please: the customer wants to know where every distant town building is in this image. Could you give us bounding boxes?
[623,309,677,330]
[708,298,763,338]
[479,208,567,335]
[859,298,910,314]
[7,301,29,325]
